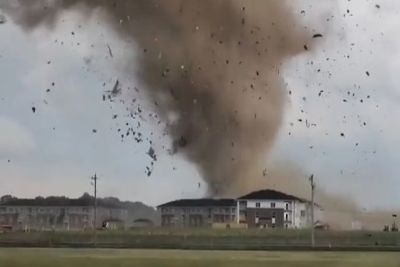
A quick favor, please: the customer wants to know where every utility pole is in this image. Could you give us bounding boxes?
[91,173,98,246]
[309,174,315,247]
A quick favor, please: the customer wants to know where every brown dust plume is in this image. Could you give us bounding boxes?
[0,0,317,196]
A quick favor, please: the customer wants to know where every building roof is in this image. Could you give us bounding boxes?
[158,198,236,208]
[238,189,305,202]
[0,197,122,209]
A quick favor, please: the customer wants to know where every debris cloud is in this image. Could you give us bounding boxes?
[1,0,318,196]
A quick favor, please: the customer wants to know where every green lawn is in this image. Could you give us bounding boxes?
[1,229,399,249]
[0,248,399,267]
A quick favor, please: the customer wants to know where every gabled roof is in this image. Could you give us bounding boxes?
[238,189,305,202]
[158,198,236,208]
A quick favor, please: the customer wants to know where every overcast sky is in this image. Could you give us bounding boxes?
[0,0,399,210]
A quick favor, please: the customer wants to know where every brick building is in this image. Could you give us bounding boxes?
[0,196,127,231]
[158,189,316,229]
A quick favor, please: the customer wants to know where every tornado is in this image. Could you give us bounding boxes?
[1,0,316,196]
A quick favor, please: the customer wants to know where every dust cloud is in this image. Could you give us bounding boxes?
[1,0,321,196]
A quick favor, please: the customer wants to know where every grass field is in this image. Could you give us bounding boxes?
[0,248,400,267]
[1,229,399,249]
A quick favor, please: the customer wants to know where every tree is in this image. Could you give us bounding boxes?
[0,195,16,204]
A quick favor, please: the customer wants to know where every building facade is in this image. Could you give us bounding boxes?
[158,189,315,229]
[237,189,313,229]
[0,198,128,231]
[158,199,236,227]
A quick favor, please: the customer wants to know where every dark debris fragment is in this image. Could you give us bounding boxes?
[147,147,157,161]
[107,44,113,58]
[0,14,6,24]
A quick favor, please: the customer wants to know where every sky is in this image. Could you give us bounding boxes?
[0,0,400,210]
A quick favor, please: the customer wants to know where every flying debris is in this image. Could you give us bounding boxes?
[0,14,6,24]
[31,107,36,113]
[365,71,370,76]
[145,166,153,177]
[107,44,113,58]
[104,80,121,99]
[312,33,323,38]
[262,168,268,177]
[147,147,157,161]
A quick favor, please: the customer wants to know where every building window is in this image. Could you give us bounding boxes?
[301,210,306,217]
[285,214,289,221]
[256,202,261,208]
[285,203,289,210]
[270,202,275,208]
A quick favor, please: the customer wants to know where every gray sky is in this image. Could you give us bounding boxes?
[0,0,399,210]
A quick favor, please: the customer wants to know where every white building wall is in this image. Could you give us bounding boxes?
[246,200,290,209]
[243,199,297,228]
[293,201,320,229]
[294,201,307,228]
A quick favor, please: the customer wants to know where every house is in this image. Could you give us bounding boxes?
[0,196,128,231]
[237,189,313,229]
[158,199,236,227]
[158,189,316,229]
